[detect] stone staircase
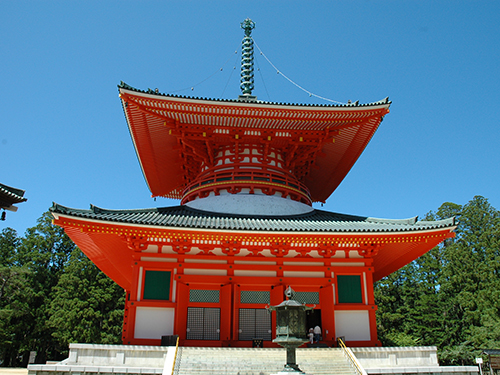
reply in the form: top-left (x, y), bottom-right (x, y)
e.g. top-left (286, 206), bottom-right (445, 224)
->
top-left (173, 347), bottom-right (357, 375)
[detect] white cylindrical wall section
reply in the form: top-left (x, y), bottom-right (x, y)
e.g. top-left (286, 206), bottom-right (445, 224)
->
top-left (185, 193), bottom-right (314, 216)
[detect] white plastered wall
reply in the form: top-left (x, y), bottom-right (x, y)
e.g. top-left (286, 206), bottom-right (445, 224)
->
top-left (134, 306), bottom-right (175, 339)
top-left (334, 310), bottom-right (371, 341)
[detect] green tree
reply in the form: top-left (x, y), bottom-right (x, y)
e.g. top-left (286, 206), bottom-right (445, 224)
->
top-left (439, 197), bottom-right (500, 362)
top-left (410, 202), bottom-right (461, 348)
top-left (0, 228), bottom-right (33, 367)
top-left (0, 228), bottom-right (20, 266)
top-left (14, 212), bottom-right (77, 364)
top-left (375, 262), bottom-right (421, 346)
top-left (48, 248), bottom-right (124, 352)
top-left (1, 211), bottom-right (126, 366)
top-left (376, 197), bottom-right (500, 365)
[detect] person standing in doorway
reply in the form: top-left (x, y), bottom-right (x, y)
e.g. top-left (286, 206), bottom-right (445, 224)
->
top-left (313, 325), bottom-right (321, 343)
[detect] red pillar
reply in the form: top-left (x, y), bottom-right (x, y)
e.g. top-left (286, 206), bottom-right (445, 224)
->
top-left (319, 285), bottom-right (335, 343)
top-left (220, 283), bottom-right (233, 344)
top-left (175, 282), bottom-right (189, 343)
top-left (232, 284), bottom-right (241, 344)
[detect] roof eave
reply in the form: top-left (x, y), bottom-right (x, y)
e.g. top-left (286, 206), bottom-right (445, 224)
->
top-left (51, 203), bottom-right (456, 236)
top-left (118, 82), bottom-right (391, 110)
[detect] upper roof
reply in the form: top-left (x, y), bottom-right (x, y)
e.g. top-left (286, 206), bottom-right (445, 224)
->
top-left (119, 82), bottom-right (391, 109)
top-left (51, 203), bottom-right (455, 234)
top-left (0, 183), bottom-right (27, 212)
top-left (118, 83), bottom-right (391, 202)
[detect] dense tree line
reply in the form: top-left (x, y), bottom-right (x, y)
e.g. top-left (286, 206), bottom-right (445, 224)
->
top-left (0, 212), bottom-right (124, 367)
top-left (1, 196), bottom-right (499, 366)
top-left (375, 196), bottom-right (500, 365)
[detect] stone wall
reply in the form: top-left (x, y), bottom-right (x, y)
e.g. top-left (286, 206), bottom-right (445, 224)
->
top-left (352, 346), bottom-right (440, 368)
top-left (351, 346), bottom-right (479, 375)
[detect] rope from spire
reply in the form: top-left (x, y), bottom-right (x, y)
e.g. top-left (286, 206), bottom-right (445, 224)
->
top-left (252, 39), bottom-right (345, 105)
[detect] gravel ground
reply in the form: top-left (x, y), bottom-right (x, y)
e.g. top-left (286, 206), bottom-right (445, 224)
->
top-left (0, 369), bottom-right (28, 375)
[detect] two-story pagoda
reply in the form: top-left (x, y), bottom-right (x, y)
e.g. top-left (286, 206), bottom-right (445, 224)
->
top-left (51, 19), bottom-right (455, 348)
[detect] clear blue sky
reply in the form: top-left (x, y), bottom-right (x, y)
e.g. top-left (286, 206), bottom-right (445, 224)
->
top-left (2, 1), bottom-right (499, 235)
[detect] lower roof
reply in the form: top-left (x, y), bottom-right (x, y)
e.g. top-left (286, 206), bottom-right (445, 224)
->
top-left (50, 203), bottom-right (456, 288)
top-left (51, 203), bottom-right (455, 233)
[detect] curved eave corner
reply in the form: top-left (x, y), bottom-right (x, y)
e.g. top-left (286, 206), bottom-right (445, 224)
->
top-left (372, 222), bottom-right (456, 281)
top-left (119, 92), bottom-right (156, 197)
top-left (50, 204), bottom-right (133, 290)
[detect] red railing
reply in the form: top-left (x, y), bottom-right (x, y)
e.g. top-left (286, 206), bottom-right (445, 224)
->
top-left (182, 164), bottom-right (311, 205)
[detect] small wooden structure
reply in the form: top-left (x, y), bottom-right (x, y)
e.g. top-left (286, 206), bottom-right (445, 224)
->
top-left (0, 182), bottom-right (27, 220)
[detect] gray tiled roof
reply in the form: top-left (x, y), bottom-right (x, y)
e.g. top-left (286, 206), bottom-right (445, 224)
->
top-left (482, 350), bottom-right (500, 355)
top-left (118, 82), bottom-right (391, 108)
top-left (0, 183), bottom-right (27, 209)
top-left (50, 203), bottom-right (455, 233)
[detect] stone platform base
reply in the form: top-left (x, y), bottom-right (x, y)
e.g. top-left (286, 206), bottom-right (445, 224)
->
top-left (26, 344), bottom-right (480, 375)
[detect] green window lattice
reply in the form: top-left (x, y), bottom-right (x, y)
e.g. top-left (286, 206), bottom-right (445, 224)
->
top-left (240, 290), bottom-right (270, 304)
top-left (294, 291), bottom-right (320, 304)
top-left (337, 275), bottom-right (362, 303)
top-left (143, 270), bottom-right (171, 300)
top-left (189, 289), bottom-right (220, 303)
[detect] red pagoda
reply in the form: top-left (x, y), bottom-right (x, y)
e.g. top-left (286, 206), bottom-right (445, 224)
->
top-left (51, 19), bottom-right (455, 348)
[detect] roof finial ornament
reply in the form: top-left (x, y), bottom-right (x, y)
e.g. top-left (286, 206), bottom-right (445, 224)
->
top-left (284, 285), bottom-right (295, 300)
top-left (239, 18), bottom-right (257, 102)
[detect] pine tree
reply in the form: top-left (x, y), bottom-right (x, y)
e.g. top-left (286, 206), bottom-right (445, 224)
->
top-left (376, 197), bottom-right (500, 365)
top-left (1, 211), bottom-right (125, 365)
top-left (0, 228), bottom-right (33, 367)
top-left (439, 197), bottom-right (500, 362)
top-left (14, 212), bottom-right (76, 364)
top-left (48, 248), bottom-right (124, 352)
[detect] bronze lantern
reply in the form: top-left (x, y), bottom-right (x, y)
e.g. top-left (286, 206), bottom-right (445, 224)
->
top-left (267, 286), bottom-right (314, 373)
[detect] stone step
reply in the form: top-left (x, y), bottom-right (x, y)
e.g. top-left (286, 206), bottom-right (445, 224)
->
top-left (173, 347), bottom-right (358, 375)
top-left (177, 368), bottom-right (354, 374)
